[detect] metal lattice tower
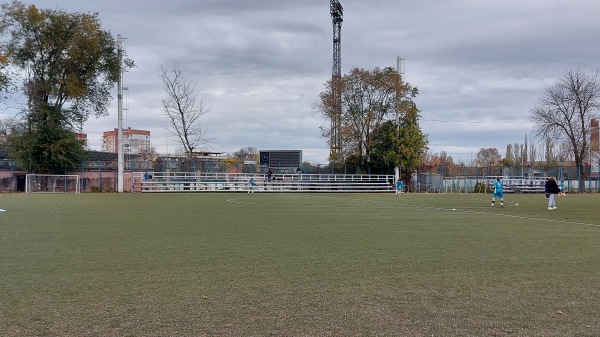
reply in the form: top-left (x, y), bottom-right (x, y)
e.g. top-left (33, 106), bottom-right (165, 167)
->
top-left (330, 0), bottom-right (343, 157)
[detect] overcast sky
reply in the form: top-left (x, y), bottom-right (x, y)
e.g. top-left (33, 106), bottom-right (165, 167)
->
top-left (3, 0), bottom-right (600, 163)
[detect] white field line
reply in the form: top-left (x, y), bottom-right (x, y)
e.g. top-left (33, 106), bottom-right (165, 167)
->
top-left (228, 195), bottom-right (600, 228)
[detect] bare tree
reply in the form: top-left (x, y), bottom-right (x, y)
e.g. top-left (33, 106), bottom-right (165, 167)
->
top-left (512, 143), bottom-right (521, 166)
top-left (231, 146), bottom-right (259, 162)
top-left (138, 146), bottom-right (158, 161)
top-left (528, 138), bottom-right (538, 167)
top-left (530, 70), bottom-right (600, 192)
top-left (0, 117), bottom-right (18, 141)
top-left (505, 144), bottom-right (513, 161)
top-left (543, 137), bottom-right (555, 163)
top-left (555, 140), bottom-right (574, 162)
top-left (523, 134), bottom-right (529, 165)
top-left (476, 147), bottom-right (501, 166)
top-left (160, 66), bottom-right (211, 158)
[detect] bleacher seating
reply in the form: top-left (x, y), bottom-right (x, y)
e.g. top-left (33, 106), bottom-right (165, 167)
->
top-left (139, 173), bottom-right (395, 193)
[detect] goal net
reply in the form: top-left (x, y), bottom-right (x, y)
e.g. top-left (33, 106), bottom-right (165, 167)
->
top-left (26, 174), bottom-right (81, 193)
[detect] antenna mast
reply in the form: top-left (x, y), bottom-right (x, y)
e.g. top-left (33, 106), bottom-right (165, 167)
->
top-left (330, 0), bottom-right (343, 158)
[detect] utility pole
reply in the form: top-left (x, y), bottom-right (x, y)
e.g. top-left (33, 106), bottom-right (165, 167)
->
top-left (117, 35), bottom-right (124, 193)
top-left (330, 0), bottom-right (343, 159)
top-left (395, 56), bottom-right (404, 127)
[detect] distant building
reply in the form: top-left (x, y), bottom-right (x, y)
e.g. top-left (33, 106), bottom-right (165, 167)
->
top-left (76, 133), bottom-right (87, 146)
top-left (102, 127), bottom-right (150, 154)
top-left (157, 150), bottom-right (226, 172)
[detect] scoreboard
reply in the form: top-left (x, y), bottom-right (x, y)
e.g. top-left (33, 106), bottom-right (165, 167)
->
top-left (259, 150), bottom-right (302, 168)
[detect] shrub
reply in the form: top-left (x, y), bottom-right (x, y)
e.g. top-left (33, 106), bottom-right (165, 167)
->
top-left (473, 182), bottom-right (486, 193)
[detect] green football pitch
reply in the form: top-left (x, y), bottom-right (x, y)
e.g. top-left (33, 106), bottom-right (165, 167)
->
top-left (1, 192), bottom-right (599, 336)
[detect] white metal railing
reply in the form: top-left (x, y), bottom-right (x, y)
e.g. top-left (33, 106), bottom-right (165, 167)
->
top-left (138, 172), bottom-right (395, 193)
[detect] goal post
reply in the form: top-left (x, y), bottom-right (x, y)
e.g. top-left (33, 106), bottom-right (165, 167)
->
top-left (25, 174), bottom-right (81, 193)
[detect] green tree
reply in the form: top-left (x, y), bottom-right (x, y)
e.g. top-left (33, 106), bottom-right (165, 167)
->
top-left (0, 54), bottom-right (10, 96)
top-left (370, 102), bottom-right (428, 181)
top-left (503, 144), bottom-right (513, 166)
top-left (317, 66), bottom-right (421, 171)
top-left (6, 109), bottom-right (86, 173)
top-left (500, 157), bottom-right (513, 167)
top-left (0, 1), bottom-right (132, 173)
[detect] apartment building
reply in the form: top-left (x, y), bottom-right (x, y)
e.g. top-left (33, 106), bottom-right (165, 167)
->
top-left (102, 127), bottom-right (150, 154)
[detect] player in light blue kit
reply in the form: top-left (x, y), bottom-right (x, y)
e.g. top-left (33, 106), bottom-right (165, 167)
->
top-left (491, 177), bottom-right (504, 207)
top-left (248, 178), bottom-right (255, 194)
top-left (395, 179), bottom-right (404, 195)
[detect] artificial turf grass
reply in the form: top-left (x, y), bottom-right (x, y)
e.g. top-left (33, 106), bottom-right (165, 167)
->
top-left (1, 192), bottom-right (599, 336)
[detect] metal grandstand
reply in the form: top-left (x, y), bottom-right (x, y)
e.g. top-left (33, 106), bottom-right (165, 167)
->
top-left (139, 172), bottom-right (395, 193)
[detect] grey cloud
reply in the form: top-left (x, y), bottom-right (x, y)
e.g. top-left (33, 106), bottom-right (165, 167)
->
top-left (12, 0), bottom-right (600, 162)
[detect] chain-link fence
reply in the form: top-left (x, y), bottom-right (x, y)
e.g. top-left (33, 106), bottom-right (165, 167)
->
top-left (410, 164), bottom-right (599, 193)
top-left (2, 158), bottom-right (598, 193)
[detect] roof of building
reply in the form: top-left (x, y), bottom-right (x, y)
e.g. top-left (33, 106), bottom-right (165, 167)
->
top-left (0, 144), bottom-right (141, 162)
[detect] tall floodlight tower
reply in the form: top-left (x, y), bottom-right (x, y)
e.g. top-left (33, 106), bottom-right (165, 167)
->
top-left (330, 0), bottom-right (343, 158)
